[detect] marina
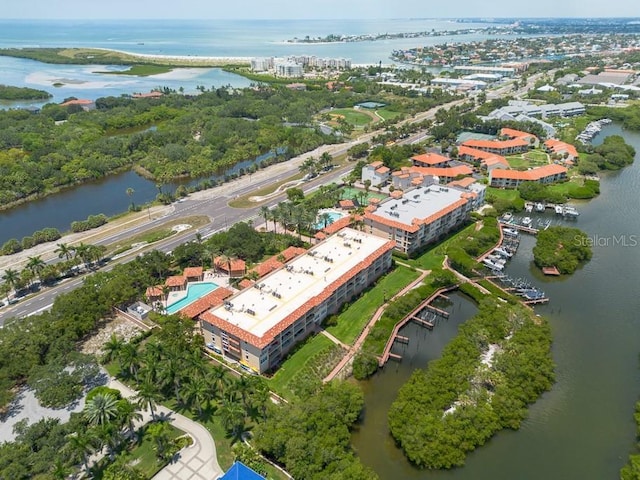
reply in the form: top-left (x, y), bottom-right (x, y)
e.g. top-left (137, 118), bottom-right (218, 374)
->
top-left (576, 118), bottom-right (612, 144)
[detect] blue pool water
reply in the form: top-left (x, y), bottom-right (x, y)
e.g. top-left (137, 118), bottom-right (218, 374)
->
top-left (314, 211), bottom-right (345, 230)
top-left (166, 282), bottom-right (218, 314)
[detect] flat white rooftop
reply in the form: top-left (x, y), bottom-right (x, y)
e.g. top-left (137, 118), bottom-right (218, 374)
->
top-left (208, 228), bottom-right (390, 339)
top-left (375, 185), bottom-right (467, 226)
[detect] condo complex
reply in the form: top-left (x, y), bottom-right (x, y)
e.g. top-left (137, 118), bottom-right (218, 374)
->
top-left (199, 228), bottom-right (395, 373)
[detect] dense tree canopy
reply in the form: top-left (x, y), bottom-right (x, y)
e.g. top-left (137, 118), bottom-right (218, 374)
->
top-left (388, 298), bottom-right (554, 469)
top-left (533, 226), bottom-right (592, 274)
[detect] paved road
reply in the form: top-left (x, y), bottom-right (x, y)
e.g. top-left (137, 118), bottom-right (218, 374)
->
top-left (0, 97), bottom-right (464, 324)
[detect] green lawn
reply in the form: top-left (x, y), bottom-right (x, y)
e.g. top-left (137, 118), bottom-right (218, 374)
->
top-left (506, 157), bottom-right (530, 169)
top-left (326, 266), bottom-right (421, 345)
top-left (507, 151), bottom-right (548, 170)
top-left (328, 108), bottom-right (375, 127)
top-left (340, 186), bottom-right (387, 202)
top-left (92, 422), bottom-right (186, 479)
top-left (524, 150), bottom-right (550, 162)
top-left (405, 222), bottom-right (478, 271)
top-left (376, 108), bottom-right (403, 121)
top-left (267, 334), bottom-right (334, 398)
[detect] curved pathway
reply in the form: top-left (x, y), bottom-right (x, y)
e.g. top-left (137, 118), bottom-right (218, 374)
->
top-left (106, 378), bottom-right (223, 480)
top-left (323, 269), bottom-right (429, 382)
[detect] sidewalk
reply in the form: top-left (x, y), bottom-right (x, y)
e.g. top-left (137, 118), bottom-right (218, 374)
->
top-left (106, 378), bottom-right (224, 480)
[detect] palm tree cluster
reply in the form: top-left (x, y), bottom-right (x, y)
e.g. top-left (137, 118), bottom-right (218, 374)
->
top-left (0, 242), bottom-right (106, 300)
top-left (106, 316), bottom-right (271, 445)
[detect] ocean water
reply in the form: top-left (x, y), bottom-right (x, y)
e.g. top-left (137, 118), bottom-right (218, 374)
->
top-left (0, 19), bottom-right (503, 104)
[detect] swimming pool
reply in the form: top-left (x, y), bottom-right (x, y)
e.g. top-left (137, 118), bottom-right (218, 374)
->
top-left (166, 282), bottom-right (218, 314)
top-left (314, 210), bottom-right (345, 230)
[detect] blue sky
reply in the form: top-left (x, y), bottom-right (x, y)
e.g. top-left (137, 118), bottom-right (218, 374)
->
top-left (1, 0), bottom-right (637, 19)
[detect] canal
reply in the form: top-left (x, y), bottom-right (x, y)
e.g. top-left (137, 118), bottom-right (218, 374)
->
top-left (353, 123), bottom-right (640, 480)
top-left (0, 149), bottom-right (284, 245)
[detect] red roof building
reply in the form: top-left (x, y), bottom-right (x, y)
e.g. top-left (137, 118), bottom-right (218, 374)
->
top-left (199, 228), bottom-right (395, 373)
top-left (489, 164), bottom-right (568, 188)
top-left (461, 138), bottom-right (529, 155)
top-left (411, 152), bottom-right (451, 168)
top-left (214, 257), bottom-right (247, 277)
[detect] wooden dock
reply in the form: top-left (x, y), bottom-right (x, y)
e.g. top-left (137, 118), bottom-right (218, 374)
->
top-left (499, 221), bottom-right (539, 235)
top-left (395, 335), bottom-right (410, 344)
top-left (379, 285), bottom-right (457, 367)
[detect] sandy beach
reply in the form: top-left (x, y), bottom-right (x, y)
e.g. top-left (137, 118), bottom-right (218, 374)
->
top-left (94, 48), bottom-right (252, 66)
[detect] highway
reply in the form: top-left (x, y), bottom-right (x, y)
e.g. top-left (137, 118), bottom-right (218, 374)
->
top-left (0, 96), bottom-right (466, 325)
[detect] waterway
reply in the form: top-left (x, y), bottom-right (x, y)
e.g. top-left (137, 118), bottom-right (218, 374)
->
top-left (0, 148), bottom-right (283, 245)
top-left (353, 123), bottom-right (640, 479)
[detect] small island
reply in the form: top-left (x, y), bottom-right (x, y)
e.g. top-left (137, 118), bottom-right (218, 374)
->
top-left (533, 226), bottom-right (593, 275)
top-left (0, 84), bottom-right (52, 101)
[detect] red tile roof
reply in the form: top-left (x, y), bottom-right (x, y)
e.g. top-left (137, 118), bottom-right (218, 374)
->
top-left (146, 286), bottom-right (163, 297)
top-left (214, 257), bottom-right (246, 272)
top-left (339, 199), bottom-right (356, 209)
top-left (183, 266), bottom-right (203, 278)
top-left (390, 190), bottom-right (404, 199)
top-left (251, 258), bottom-right (283, 278)
top-left (180, 287), bottom-right (233, 319)
top-left (458, 145), bottom-right (497, 160)
top-left (238, 279), bottom-right (255, 289)
top-left (376, 166), bottom-right (390, 174)
top-left (321, 215), bottom-right (362, 235)
top-left (491, 164), bottom-right (568, 181)
top-left (500, 128), bottom-right (538, 142)
top-left (165, 275), bottom-right (186, 287)
top-left (462, 138), bottom-right (529, 150)
top-left (201, 238), bottom-right (396, 349)
top-left (544, 139), bottom-right (578, 158)
top-left (411, 152), bottom-right (451, 166)
top-left (448, 177), bottom-right (477, 188)
top-left (483, 155), bottom-right (510, 167)
top-left (279, 246), bottom-right (307, 261)
top-left (410, 165), bottom-right (473, 178)
top-left (369, 161), bottom-right (384, 168)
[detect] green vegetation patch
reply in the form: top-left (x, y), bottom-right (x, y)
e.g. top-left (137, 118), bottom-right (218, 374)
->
top-left (0, 84), bottom-right (51, 100)
top-left (485, 187), bottom-right (526, 213)
top-left (533, 225), bottom-right (592, 275)
top-left (327, 108), bottom-right (376, 127)
top-left (326, 266), bottom-right (421, 345)
top-left (95, 65), bottom-right (175, 76)
top-left (388, 299), bottom-right (555, 469)
top-left (267, 334), bottom-right (338, 399)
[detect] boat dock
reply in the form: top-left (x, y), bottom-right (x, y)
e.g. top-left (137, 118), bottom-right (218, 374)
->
top-left (379, 286), bottom-right (457, 366)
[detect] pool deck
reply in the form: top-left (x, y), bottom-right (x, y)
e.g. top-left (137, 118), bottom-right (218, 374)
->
top-left (165, 271), bottom-right (227, 314)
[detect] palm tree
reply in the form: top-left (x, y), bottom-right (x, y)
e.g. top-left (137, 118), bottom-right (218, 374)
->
top-left (148, 421), bottom-right (172, 461)
top-left (73, 242), bottom-right (91, 267)
top-left (210, 365), bottom-right (230, 400)
top-left (185, 376), bottom-right (210, 416)
top-left (118, 343), bottom-right (141, 381)
top-left (66, 432), bottom-right (95, 472)
top-left (158, 355), bottom-right (185, 404)
top-left (126, 187), bottom-right (135, 211)
top-left (84, 392), bottom-right (119, 426)
top-left (26, 255), bottom-right (45, 283)
top-left (102, 333), bottom-right (124, 363)
top-left (219, 399), bottom-right (248, 444)
top-left (136, 380), bottom-right (161, 420)
top-left (2, 268), bottom-right (19, 295)
top-left (117, 398), bottom-right (143, 439)
top-left (50, 458), bottom-right (71, 480)
top-left (260, 205), bottom-right (271, 232)
top-left (54, 242), bottom-right (74, 261)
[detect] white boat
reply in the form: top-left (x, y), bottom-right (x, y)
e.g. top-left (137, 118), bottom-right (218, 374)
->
top-left (522, 217), bottom-right (532, 227)
top-left (483, 259), bottom-right (504, 271)
top-left (494, 247), bottom-right (512, 258)
top-left (502, 212), bottom-right (513, 222)
top-left (525, 203), bottom-right (533, 213)
top-left (503, 228), bottom-right (519, 237)
top-left (563, 206), bottom-right (579, 217)
top-left (555, 205), bottom-right (564, 215)
top-left (535, 203), bottom-right (545, 212)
